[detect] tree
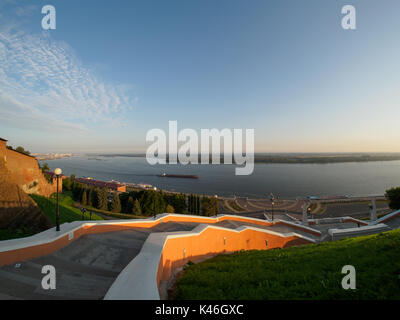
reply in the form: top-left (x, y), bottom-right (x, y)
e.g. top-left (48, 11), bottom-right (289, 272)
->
top-left (81, 189), bottom-right (87, 206)
top-left (41, 162), bottom-right (50, 172)
top-left (110, 193), bottom-right (121, 213)
top-left (126, 196), bottom-right (134, 213)
top-left (132, 199), bottom-right (142, 215)
top-left (196, 196), bottom-right (201, 215)
top-left (191, 194), bottom-right (195, 214)
top-left (15, 146), bottom-right (30, 155)
top-left (92, 188), bottom-right (100, 208)
top-left (63, 177), bottom-right (73, 191)
top-left (139, 190), bottom-right (166, 216)
top-left (63, 174), bottom-right (76, 192)
top-left (96, 188), bottom-right (108, 211)
top-left (188, 194), bottom-right (194, 213)
top-left (385, 187), bottom-right (400, 210)
top-left (163, 193), bottom-right (187, 214)
top-left (173, 194), bottom-right (187, 213)
top-left (72, 183), bottom-right (84, 201)
top-left (87, 189), bottom-right (93, 207)
top-left (166, 204), bottom-right (175, 213)
top-left (201, 196), bottom-right (219, 217)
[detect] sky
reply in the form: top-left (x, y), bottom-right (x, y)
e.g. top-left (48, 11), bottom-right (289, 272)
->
top-left (0, 0), bottom-right (399, 153)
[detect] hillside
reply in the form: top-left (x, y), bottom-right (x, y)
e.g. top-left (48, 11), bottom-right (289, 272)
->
top-left (172, 229), bottom-right (400, 300)
top-left (0, 158), bottom-right (52, 239)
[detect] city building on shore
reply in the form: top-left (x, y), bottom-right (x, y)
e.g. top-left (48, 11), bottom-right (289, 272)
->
top-left (75, 177), bottom-right (126, 192)
top-left (124, 182), bottom-right (156, 190)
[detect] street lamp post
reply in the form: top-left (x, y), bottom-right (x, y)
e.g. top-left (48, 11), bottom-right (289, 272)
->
top-left (269, 193), bottom-right (275, 221)
top-left (153, 194), bottom-right (156, 220)
top-left (54, 168), bottom-right (62, 232)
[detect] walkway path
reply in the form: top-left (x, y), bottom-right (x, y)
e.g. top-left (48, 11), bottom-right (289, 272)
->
top-left (0, 222), bottom-right (198, 300)
top-left (1, 212), bottom-right (398, 300)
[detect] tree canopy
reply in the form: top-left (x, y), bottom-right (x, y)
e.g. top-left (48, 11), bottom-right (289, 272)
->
top-left (385, 187), bottom-right (400, 210)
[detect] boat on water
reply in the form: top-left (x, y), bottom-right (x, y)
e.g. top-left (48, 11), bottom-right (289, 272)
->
top-left (158, 173), bottom-right (199, 179)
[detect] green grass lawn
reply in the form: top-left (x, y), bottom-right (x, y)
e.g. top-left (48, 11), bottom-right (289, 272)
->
top-left (172, 230), bottom-right (400, 300)
top-left (80, 205), bottom-right (147, 220)
top-left (0, 227), bottom-right (35, 241)
top-left (30, 191), bottom-right (103, 225)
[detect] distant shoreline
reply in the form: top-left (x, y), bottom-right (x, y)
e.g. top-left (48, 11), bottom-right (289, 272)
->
top-left (33, 153), bottom-right (74, 161)
top-left (39, 155), bottom-right (398, 199)
top-left (95, 153), bottom-right (400, 164)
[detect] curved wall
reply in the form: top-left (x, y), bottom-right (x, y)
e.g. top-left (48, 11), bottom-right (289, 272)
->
top-left (157, 225), bottom-right (312, 284)
top-left (0, 214), bottom-right (318, 299)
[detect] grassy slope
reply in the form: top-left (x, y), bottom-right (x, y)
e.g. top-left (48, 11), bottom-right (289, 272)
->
top-left (172, 230), bottom-right (400, 300)
top-left (80, 204), bottom-right (147, 220)
top-left (30, 192), bottom-right (103, 224)
top-left (0, 228), bottom-right (35, 241)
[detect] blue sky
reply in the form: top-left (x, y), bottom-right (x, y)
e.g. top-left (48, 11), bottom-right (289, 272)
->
top-left (0, 0), bottom-right (399, 153)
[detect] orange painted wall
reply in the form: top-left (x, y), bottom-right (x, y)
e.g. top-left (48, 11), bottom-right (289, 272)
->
top-left (0, 215), bottom-right (315, 267)
top-left (0, 235), bottom-right (70, 267)
top-left (157, 227), bottom-right (312, 283)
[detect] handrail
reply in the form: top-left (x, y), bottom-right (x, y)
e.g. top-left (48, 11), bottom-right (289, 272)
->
top-left (370, 209), bottom-right (400, 225)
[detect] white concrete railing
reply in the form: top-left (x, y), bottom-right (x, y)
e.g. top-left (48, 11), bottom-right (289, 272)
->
top-left (369, 209), bottom-right (400, 226)
top-left (0, 213), bottom-right (319, 263)
top-left (263, 214), bottom-right (322, 236)
top-left (103, 223), bottom-right (316, 300)
top-left (328, 223), bottom-right (390, 241)
top-left (0, 220), bottom-right (84, 253)
top-left (308, 216), bottom-right (367, 226)
top-left (0, 213), bottom-right (253, 253)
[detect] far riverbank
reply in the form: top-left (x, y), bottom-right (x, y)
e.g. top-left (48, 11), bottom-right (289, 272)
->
top-left (39, 156), bottom-right (400, 199)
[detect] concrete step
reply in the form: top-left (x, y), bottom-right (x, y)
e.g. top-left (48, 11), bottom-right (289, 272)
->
top-left (31, 254), bottom-right (119, 278)
top-left (3, 260), bottom-right (115, 285)
top-left (151, 222), bottom-right (198, 232)
top-left (0, 269), bottom-right (72, 300)
top-left (215, 220), bottom-right (241, 229)
top-left (0, 292), bottom-right (21, 300)
top-left (0, 221), bottom-right (207, 300)
top-left (52, 236), bottom-right (141, 272)
top-left (80, 232), bottom-right (148, 250)
top-left (0, 262), bottom-right (114, 300)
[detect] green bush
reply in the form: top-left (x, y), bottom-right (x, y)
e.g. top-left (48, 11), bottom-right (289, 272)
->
top-left (385, 187), bottom-right (400, 210)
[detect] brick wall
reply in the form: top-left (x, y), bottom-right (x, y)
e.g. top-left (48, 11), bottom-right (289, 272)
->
top-left (0, 140), bottom-right (60, 197)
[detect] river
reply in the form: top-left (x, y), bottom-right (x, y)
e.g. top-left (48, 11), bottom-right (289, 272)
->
top-left (40, 156), bottom-right (400, 199)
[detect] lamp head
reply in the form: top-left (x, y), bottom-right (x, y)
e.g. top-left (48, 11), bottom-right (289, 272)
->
top-left (54, 168), bottom-right (62, 176)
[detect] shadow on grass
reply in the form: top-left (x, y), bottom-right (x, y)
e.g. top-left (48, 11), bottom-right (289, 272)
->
top-left (30, 194), bottom-right (103, 225)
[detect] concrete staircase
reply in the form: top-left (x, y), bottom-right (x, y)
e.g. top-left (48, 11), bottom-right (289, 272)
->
top-left (0, 222), bottom-right (198, 300)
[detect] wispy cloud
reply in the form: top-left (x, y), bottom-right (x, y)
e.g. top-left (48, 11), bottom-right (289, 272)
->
top-left (0, 11), bottom-right (137, 135)
top-left (15, 4), bottom-right (37, 17)
top-left (0, 90), bottom-right (89, 133)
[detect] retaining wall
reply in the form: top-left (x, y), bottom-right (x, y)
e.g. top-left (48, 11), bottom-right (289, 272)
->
top-left (104, 222), bottom-right (315, 300)
top-left (0, 214), bottom-right (317, 299)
